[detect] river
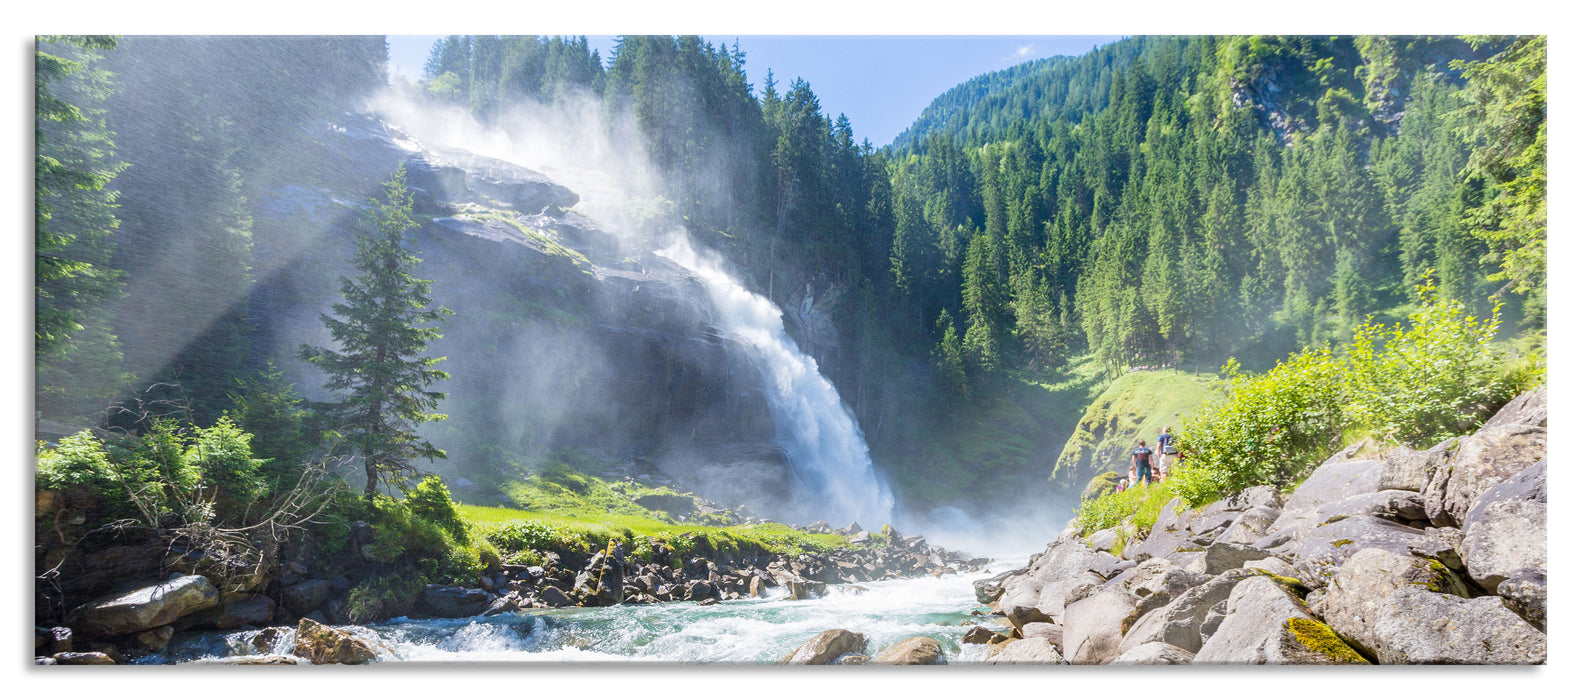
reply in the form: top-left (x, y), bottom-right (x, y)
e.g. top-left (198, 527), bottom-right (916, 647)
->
top-left (137, 566), bottom-right (1010, 665)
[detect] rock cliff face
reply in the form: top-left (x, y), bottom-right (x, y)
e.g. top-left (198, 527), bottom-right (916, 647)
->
top-left (976, 388), bottom-right (1548, 665)
top-left (246, 113), bottom-right (787, 513)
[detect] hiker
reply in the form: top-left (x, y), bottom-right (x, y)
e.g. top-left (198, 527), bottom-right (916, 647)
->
top-left (1130, 439), bottom-right (1155, 486)
top-left (1156, 426), bottom-right (1177, 481)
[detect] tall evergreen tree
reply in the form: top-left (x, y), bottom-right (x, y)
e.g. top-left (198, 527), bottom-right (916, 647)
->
top-left (299, 166), bottom-right (452, 496)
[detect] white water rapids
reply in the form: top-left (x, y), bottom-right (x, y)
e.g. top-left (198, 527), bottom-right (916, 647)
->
top-left (657, 239), bottom-right (895, 530)
top-left (141, 567), bottom-right (1011, 664)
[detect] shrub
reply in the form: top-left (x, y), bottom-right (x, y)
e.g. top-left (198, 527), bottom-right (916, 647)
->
top-left (406, 475), bottom-right (467, 541)
top-left (1074, 481), bottom-right (1179, 535)
top-left (1345, 281), bottom-right (1513, 446)
top-left (346, 573), bottom-right (426, 623)
top-left (185, 417), bottom-right (268, 521)
top-left (1173, 349), bottom-right (1347, 504)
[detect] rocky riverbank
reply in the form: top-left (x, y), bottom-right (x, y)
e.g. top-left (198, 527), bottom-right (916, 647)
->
top-left (34, 519), bottom-right (981, 665)
top-left (958, 387), bottom-right (1547, 665)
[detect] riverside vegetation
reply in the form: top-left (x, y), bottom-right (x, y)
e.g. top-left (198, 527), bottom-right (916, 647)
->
top-left (34, 34), bottom-right (1545, 664)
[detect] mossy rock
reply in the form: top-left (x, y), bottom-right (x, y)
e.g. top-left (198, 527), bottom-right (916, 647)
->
top-left (1283, 617), bottom-right (1370, 665)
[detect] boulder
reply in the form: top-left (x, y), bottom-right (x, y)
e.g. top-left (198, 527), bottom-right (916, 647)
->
top-left (52, 651), bottom-right (116, 665)
top-left (193, 654), bottom-right (303, 665)
top-left (972, 568), bottom-right (1024, 604)
top-left (539, 587), bottom-right (572, 608)
top-left (1118, 569), bottom-right (1257, 655)
top-left (1195, 576), bottom-right (1368, 664)
top-left (987, 638), bottom-right (1066, 664)
top-left (870, 636), bottom-right (945, 665)
top-left (1244, 557), bottom-right (1299, 581)
top-left (65, 575), bottom-right (219, 638)
top-left (1461, 460), bottom-right (1546, 593)
top-left (131, 625), bottom-right (175, 654)
top-left (421, 586), bottom-right (494, 618)
top-left (292, 618), bottom-right (389, 664)
top-left (1019, 621), bottom-right (1064, 651)
top-left (778, 629), bottom-right (866, 665)
top-left (188, 594), bottom-right (276, 630)
top-left (1324, 548), bottom-right (1542, 664)
top-left (1203, 541), bottom-right (1279, 576)
top-left (1060, 587), bottom-right (1141, 665)
top-left (1378, 441), bottom-right (1454, 492)
top-left (1108, 557), bottom-right (1205, 600)
top-left (1284, 453), bottom-right (1385, 513)
top-left (1211, 506), bottom-right (1282, 546)
top-left (1003, 604), bottom-right (1055, 633)
top-left (962, 626), bottom-right (1010, 645)
top-left (1267, 515), bottom-right (1447, 590)
top-left (1112, 641), bottom-right (1195, 665)
top-left (1267, 490), bottom-right (1427, 541)
top-left (1498, 569), bottom-right (1547, 632)
top-left (1087, 528), bottom-right (1120, 553)
top-left (1423, 408), bottom-right (1546, 527)
top-left (281, 579), bottom-right (331, 616)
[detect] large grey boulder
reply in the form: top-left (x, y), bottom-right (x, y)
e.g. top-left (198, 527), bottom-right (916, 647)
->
top-left (778, 629), bottom-right (867, 665)
top-left (1107, 558), bottom-right (1204, 600)
top-left (1461, 461), bottom-right (1546, 593)
top-left (987, 638), bottom-right (1067, 664)
top-left (1267, 490), bottom-right (1427, 542)
top-left (1112, 642), bottom-right (1195, 665)
top-left (1284, 452), bottom-right (1386, 513)
top-left (1377, 441), bottom-right (1454, 492)
top-left (1195, 576), bottom-right (1368, 665)
top-left (1061, 587), bottom-right (1141, 665)
top-left (1422, 391), bottom-right (1546, 527)
top-left (65, 575), bottom-right (220, 638)
top-left (972, 567), bottom-right (1025, 605)
top-left (1203, 541), bottom-right (1279, 575)
top-left (1324, 548), bottom-right (1543, 664)
top-left (1019, 621), bottom-right (1064, 652)
top-left (1118, 569), bottom-right (1258, 655)
top-left (1212, 506), bottom-right (1282, 546)
top-left (1266, 515), bottom-right (1446, 590)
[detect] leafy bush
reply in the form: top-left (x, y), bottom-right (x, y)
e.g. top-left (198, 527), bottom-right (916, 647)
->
top-left (1173, 349), bottom-right (1347, 505)
top-left (185, 417), bottom-right (268, 520)
top-left (346, 573), bottom-right (426, 623)
top-left (1345, 281), bottom-right (1512, 446)
top-left (406, 475), bottom-right (467, 541)
top-left (1074, 481), bottom-right (1179, 535)
top-left (36, 431), bottom-right (154, 520)
top-left (361, 495), bottom-right (478, 580)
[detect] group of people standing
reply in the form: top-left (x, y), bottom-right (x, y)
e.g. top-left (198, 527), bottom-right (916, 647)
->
top-left (1119, 426), bottom-right (1176, 492)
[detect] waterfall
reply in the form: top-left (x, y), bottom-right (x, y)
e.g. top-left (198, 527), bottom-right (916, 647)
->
top-left (658, 239), bottom-right (895, 529)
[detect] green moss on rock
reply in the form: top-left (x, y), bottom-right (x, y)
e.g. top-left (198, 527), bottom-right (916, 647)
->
top-left (1284, 617), bottom-right (1370, 665)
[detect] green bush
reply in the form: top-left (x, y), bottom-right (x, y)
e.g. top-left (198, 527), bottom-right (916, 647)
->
top-left (185, 417), bottom-right (268, 520)
top-left (361, 495), bottom-right (478, 580)
top-left (1074, 481), bottom-right (1179, 535)
top-left (1173, 349), bottom-right (1347, 505)
top-left (346, 573), bottom-right (426, 623)
top-left (406, 475), bottom-right (467, 541)
top-left (1345, 281), bottom-right (1513, 446)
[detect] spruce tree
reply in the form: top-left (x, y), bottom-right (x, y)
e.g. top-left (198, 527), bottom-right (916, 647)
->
top-left (300, 166), bottom-right (452, 496)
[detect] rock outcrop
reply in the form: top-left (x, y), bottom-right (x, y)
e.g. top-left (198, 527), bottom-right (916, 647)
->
top-left (977, 389), bottom-right (1547, 665)
top-left (64, 575), bottom-right (219, 639)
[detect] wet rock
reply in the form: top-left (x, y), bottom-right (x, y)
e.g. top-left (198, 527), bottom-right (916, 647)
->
top-left (1325, 548), bottom-right (1540, 664)
top-left (538, 586), bottom-right (572, 608)
top-left (987, 638), bottom-right (1066, 664)
top-left (47, 626), bottom-right (72, 655)
top-left (131, 625), bottom-right (175, 654)
top-left (188, 594), bottom-right (276, 630)
top-left (292, 618), bottom-right (389, 665)
top-left (53, 651), bottom-right (115, 665)
top-left (281, 579), bottom-right (331, 616)
top-left (249, 627), bottom-right (289, 654)
top-left (778, 629), bottom-right (866, 665)
top-left (65, 574), bottom-right (219, 638)
top-left (1112, 641), bottom-right (1195, 665)
top-left (1195, 576), bottom-right (1368, 664)
top-left (421, 585), bottom-right (494, 618)
top-left (870, 636), bottom-right (945, 665)
top-left (194, 654), bottom-right (303, 665)
top-left (837, 654), bottom-right (869, 665)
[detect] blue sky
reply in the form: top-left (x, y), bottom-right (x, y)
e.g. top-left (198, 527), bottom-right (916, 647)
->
top-left (387, 35), bottom-right (1124, 147)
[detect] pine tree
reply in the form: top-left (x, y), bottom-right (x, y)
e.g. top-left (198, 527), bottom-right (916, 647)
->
top-left (299, 166), bottom-right (452, 496)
